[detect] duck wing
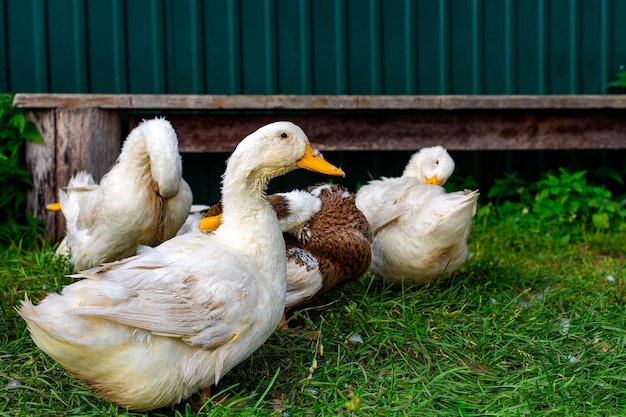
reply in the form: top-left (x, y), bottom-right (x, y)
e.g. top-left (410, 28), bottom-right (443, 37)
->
top-left (393, 188), bottom-right (477, 239)
top-left (357, 177), bottom-right (436, 232)
top-left (65, 235), bottom-right (258, 350)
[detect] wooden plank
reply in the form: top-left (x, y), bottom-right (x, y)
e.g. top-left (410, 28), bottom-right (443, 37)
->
top-left (55, 108), bottom-right (121, 184)
top-left (27, 108), bottom-right (121, 242)
top-left (14, 93), bottom-right (626, 110)
top-left (132, 109), bottom-right (626, 152)
top-left (25, 110), bottom-right (59, 240)
top-left (22, 99), bottom-right (626, 242)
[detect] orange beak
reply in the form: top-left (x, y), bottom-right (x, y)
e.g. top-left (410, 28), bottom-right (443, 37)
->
top-left (46, 202), bottom-right (62, 211)
top-left (424, 175), bottom-right (442, 185)
top-left (296, 143), bottom-right (345, 177)
top-left (198, 214), bottom-right (222, 233)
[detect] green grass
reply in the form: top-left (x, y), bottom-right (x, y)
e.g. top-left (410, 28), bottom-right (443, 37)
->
top-left (1, 217), bottom-right (625, 416)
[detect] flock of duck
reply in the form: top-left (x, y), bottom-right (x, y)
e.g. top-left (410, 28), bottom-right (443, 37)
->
top-left (18, 118), bottom-right (479, 411)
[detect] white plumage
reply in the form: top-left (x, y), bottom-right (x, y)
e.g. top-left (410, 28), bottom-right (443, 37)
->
top-left (355, 146), bottom-right (478, 286)
top-left (19, 121), bottom-right (344, 411)
top-left (53, 118), bottom-right (193, 271)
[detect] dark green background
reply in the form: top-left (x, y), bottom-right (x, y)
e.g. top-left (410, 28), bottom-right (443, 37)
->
top-left (2, 0), bottom-right (625, 204)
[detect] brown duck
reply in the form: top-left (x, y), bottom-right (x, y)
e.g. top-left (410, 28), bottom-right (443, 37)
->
top-left (200, 183), bottom-right (372, 311)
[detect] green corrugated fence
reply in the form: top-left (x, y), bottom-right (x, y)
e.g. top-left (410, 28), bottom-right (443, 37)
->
top-left (2, 0), bottom-right (625, 203)
top-left (2, 0), bottom-right (625, 94)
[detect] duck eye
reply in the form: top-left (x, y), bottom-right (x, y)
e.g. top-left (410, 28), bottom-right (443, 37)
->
top-left (280, 132), bottom-right (288, 139)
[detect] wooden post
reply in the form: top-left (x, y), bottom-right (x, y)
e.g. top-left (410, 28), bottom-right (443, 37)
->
top-left (55, 108), bottom-right (121, 189)
top-left (26, 108), bottom-right (121, 242)
top-left (26, 110), bottom-right (57, 240)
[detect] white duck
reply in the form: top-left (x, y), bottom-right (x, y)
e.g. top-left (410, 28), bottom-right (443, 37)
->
top-left (49, 118), bottom-right (193, 271)
top-left (355, 146), bottom-right (479, 286)
top-left (199, 183), bottom-right (372, 312)
top-left (18, 121), bottom-right (345, 412)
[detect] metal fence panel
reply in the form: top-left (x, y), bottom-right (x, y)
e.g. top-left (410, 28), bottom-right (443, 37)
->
top-left (3, 0), bottom-right (624, 94)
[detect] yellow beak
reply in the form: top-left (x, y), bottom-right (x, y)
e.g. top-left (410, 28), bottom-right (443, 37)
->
top-left (198, 214), bottom-right (222, 233)
top-left (296, 143), bottom-right (345, 177)
top-left (199, 144), bottom-right (342, 234)
top-left (424, 175), bottom-right (442, 185)
top-left (47, 202), bottom-right (62, 211)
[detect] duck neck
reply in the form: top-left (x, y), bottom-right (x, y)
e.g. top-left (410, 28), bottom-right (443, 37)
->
top-left (401, 164), bottom-right (422, 179)
top-left (218, 153), bottom-right (287, 279)
top-left (120, 123), bottom-right (183, 199)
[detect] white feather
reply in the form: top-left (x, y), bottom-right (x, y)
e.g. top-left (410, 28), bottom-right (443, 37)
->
top-left (19, 121), bottom-right (342, 412)
top-left (56, 118), bottom-right (193, 271)
top-left (356, 146), bottom-right (478, 286)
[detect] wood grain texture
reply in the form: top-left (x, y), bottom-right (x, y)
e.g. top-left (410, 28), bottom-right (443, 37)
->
top-left (20, 94), bottom-right (626, 240)
top-left (55, 108), bottom-right (121, 184)
top-left (133, 109), bottom-right (626, 152)
top-left (25, 110), bottom-right (59, 239)
top-left (13, 94), bottom-right (626, 110)
top-left (26, 109), bottom-right (122, 241)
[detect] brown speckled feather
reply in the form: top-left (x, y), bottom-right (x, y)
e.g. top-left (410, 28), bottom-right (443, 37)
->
top-left (203, 184), bottom-right (372, 309)
top-left (267, 194), bottom-right (291, 220)
top-left (283, 184), bottom-right (371, 300)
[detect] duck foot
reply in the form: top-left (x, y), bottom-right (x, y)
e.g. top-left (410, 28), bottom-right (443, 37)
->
top-left (200, 386), bottom-right (211, 400)
top-left (278, 311), bottom-right (288, 331)
top-left (188, 386), bottom-right (231, 409)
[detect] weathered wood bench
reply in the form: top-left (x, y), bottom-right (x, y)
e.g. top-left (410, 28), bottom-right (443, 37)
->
top-left (13, 93), bottom-right (626, 240)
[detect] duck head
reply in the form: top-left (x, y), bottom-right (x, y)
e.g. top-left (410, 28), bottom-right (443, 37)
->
top-left (402, 145), bottom-right (455, 186)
